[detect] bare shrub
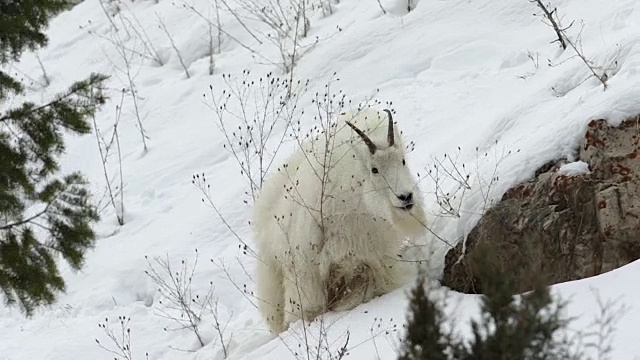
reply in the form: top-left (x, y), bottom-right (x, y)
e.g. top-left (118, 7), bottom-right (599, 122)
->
top-left (201, 285), bottom-right (233, 358)
top-left (93, 89), bottom-right (126, 225)
top-left (93, 0), bottom-right (165, 65)
top-left (35, 54), bottom-right (51, 87)
top-left (313, 0), bottom-right (337, 17)
top-left (157, 14), bottom-right (191, 78)
top-left (232, 0), bottom-right (311, 72)
top-left (204, 70), bottom-right (310, 202)
top-left (577, 290), bottom-right (628, 360)
top-left (144, 249), bottom-right (233, 356)
top-left (517, 50), bottom-right (540, 80)
top-left (95, 316), bottom-right (149, 360)
top-left (181, 0), bottom-right (276, 70)
top-left (222, 0), bottom-right (336, 73)
top-left (530, 0), bottom-right (616, 91)
top-left (556, 21), bottom-right (615, 91)
top-left (176, 1), bottom-right (223, 75)
top-left (207, 0), bottom-right (223, 75)
top-left (530, 0), bottom-right (567, 49)
top-left (83, 1), bottom-right (152, 151)
top-left (403, 143), bottom-right (516, 260)
top-left (144, 250), bottom-right (207, 348)
top-left (182, 0), bottom-right (339, 73)
top-left (425, 148), bottom-right (471, 220)
top-left (6, 52), bottom-right (51, 90)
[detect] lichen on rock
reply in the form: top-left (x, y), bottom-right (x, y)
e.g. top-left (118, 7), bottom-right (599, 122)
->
top-left (442, 116), bottom-right (640, 294)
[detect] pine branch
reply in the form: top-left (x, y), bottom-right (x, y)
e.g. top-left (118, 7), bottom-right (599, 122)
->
top-left (0, 204), bottom-right (53, 230)
top-left (0, 73), bottom-right (108, 123)
top-left (0, 0), bottom-right (106, 317)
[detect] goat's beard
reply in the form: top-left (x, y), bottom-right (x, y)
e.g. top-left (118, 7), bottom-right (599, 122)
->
top-left (390, 202), bottom-right (427, 237)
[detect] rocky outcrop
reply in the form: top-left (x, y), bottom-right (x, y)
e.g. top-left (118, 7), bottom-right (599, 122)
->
top-left (442, 116), bottom-right (640, 294)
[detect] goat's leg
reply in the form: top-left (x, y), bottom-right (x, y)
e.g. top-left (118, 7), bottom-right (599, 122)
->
top-left (282, 265), bottom-right (325, 329)
top-left (328, 262), bottom-right (376, 311)
top-left (255, 255), bottom-right (286, 334)
top-left (376, 256), bottom-right (415, 295)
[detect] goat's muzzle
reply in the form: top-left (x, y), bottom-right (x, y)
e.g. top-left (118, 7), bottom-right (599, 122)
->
top-left (396, 192), bottom-right (414, 211)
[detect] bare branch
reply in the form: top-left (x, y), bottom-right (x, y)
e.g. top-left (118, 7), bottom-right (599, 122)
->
top-left (157, 14), bottom-right (191, 79)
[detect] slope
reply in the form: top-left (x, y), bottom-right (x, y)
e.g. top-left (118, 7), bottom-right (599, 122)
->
top-left (1, 0), bottom-right (639, 359)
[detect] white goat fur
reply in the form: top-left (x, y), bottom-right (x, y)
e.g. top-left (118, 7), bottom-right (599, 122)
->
top-left (252, 108), bottom-right (427, 334)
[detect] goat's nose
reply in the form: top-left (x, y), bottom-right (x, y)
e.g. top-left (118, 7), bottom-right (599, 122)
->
top-left (397, 192), bottom-right (413, 203)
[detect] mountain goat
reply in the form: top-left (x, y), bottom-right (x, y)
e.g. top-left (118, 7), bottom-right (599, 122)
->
top-left (252, 108), bottom-right (427, 334)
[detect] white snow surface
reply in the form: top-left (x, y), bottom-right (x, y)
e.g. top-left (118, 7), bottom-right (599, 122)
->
top-left (558, 161), bottom-right (591, 176)
top-left (2, 0), bottom-right (640, 359)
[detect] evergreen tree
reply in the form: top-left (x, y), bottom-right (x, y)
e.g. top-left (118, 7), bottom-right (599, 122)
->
top-left (398, 244), bottom-right (580, 360)
top-left (398, 273), bottom-right (449, 360)
top-left (0, 0), bottom-right (107, 315)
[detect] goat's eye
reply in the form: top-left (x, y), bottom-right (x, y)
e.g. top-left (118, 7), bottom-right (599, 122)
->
top-left (371, 167), bottom-right (379, 174)
top-left (402, 159), bottom-right (406, 166)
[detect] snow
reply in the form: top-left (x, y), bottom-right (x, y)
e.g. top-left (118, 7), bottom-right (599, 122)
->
top-left (1, 0), bottom-right (640, 359)
top-left (558, 161), bottom-right (591, 176)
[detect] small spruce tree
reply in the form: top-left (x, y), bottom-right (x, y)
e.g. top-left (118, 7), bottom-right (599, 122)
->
top-left (398, 272), bottom-right (449, 360)
top-left (0, 0), bottom-right (107, 315)
top-left (399, 243), bottom-right (580, 360)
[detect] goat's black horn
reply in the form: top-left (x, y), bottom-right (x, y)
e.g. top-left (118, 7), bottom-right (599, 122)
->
top-left (384, 109), bottom-right (394, 147)
top-left (346, 121), bottom-right (377, 154)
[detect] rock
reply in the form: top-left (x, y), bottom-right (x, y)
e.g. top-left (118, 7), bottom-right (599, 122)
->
top-left (442, 116), bottom-right (640, 294)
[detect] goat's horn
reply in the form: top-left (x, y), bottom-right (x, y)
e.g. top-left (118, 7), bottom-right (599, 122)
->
top-left (346, 121), bottom-right (377, 154)
top-left (384, 109), bottom-right (394, 147)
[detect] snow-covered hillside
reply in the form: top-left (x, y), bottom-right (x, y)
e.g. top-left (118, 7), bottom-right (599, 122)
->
top-left (2, 0), bottom-right (640, 358)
